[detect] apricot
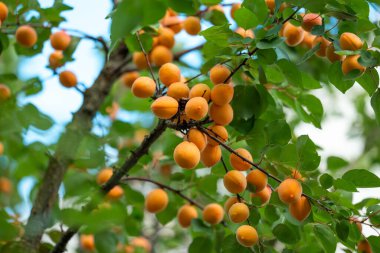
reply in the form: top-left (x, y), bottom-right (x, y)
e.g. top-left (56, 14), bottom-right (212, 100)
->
top-left (159, 63), bottom-right (181, 87)
top-left (223, 170), bottom-right (247, 194)
top-left (49, 51), bottom-right (64, 69)
top-left (177, 204), bottom-right (198, 228)
top-left (183, 16), bottom-right (201, 35)
top-left (265, 0), bottom-right (286, 14)
top-left (15, 25), bottom-right (38, 48)
top-left (161, 16), bottom-right (183, 34)
top-left (229, 202), bottom-right (249, 223)
top-left (229, 148), bottom-right (252, 171)
top-left (0, 84), bottom-right (11, 100)
top-left (224, 196), bottom-right (239, 212)
top-left (200, 144), bottom-right (221, 167)
top-left (131, 76), bottom-right (156, 98)
top-left (246, 169), bottom-right (267, 192)
top-left (236, 225), bottom-right (259, 247)
top-left (340, 32), bottom-right (363, 51)
top-left (277, 178), bottom-right (302, 204)
top-left (279, 21), bottom-right (290, 37)
top-left (301, 13), bottom-right (322, 32)
top-left (230, 3), bottom-right (241, 19)
top-left (173, 141), bottom-right (200, 169)
top-left (157, 27), bottom-right (175, 49)
top-left (167, 82), bottom-right (189, 100)
top-left (349, 217), bottom-right (362, 232)
top-left (312, 36), bottom-right (330, 57)
top-left (0, 177), bottom-right (12, 194)
top-left (289, 196), bottom-right (311, 222)
top-left (107, 185), bottom-right (124, 200)
top-left (209, 5), bottom-right (224, 13)
top-left (0, 2), bottom-right (8, 22)
top-left (291, 169), bottom-right (304, 181)
top-left (151, 96), bottom-right (178, 119)
top-left (145, 188), bottom-right (169, 213)
top-left (187, 128), bottom-right (207, 152)
top-left (358, 240), bottom-right (372, 253)
top-left (235, 27), bottom-right (254, 39)
top-left (189, 83), bottom-right (211, 101)
top-left (342, 55), bottom-right (365, 75)
top-left (96, 167), bottom-right (113, 185)
top-left (202, 203), bottom-right (224, 225)
top-left (80, 234), bottom-right (95, 251)
top-left (207, 124), bottom-right (228, 146)
top-left (210, 65), bottom-right (231, 85)
top-left (283, 23), bottom-right (304, 47)
top-left (50, 31), bottom-right (71, 51)
top-left (59, 70), bottom-right (77, 88)
top-left (301, 32), bottom-right (316, 49)
top-left (250, 186), bottom-right (271, 206)
top-left (209, 103), bottom-right (233, 126)
top-left (185, 97), bottom-right (208, 120)
top-left (211, 83), bottom-right (234, 106)
top-left (326, 43), bottom-right (345, 62)
top-left (0, 142), bottom-right (3, 155)
top-left (120, 71), bottom-right (140, 88)
top-left (133, 52), bottom-right (148, 69)
top-left (150, 45), bottom-right (173, 66)
top-left (129, 237), bottom-right (152, 252)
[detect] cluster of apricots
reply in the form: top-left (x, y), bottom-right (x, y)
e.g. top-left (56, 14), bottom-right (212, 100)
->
top-left (97, 167), bottom-right (124, 200)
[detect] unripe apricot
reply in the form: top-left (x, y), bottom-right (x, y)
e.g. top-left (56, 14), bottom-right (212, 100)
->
top-left (145, 188), bottom-right (169, 213)
top-left (326, 43), bottom-right (345, 62)
top-left (120, 71), bottom-right (140, 88)
top-left (202, 203), bottom-right (224, 225)
top-left (340, 32), bottom-right (363, 51)
top-left (185, 97), bottom-right (208, 120)
top-left (96, 168), bottom-right (113, 185)
top-left (157, 27), bottom-right (175, 49)
top-left (177, 204), bottom-right (198, 228)
top-left (210, 65), bottom-right (231, 85)
top-left (235, 27), bottom-right (254, 39)
top-left (0, 84), bottom-right (11, 100)
top-left (0, 177), bottom-right (12, 194)
top-left (277, 178), bottom-right (302, 204)
top-left (49, 51), bottom-right (64, 69)
top-left (167, 82), bottom-right (189, 100)
top-left (209, 103), bottom-right (233, 126)
top-left (250, 186), bottom-right (271, 206)
top-left (301, 32), bottom-right (316, 49)
top-left (283, 23), bottom-right (304, 47)
top-left (358, 240), bottom-right (372, 253)
top-left (107, 185), bottom-right (124, 200)
top-left (151, 96), bottom-right (178, 119)
top-left (312, 36), bottom-right (330, 57)
top-left (15, 25), bottom-right (38, 48)
top-left (50, 31), bottom-right (71, 51)
top-left (159, 63), bottom-right (181, 87)
top-left (133, 52), bottom-right (148, 69)
top-left (229, 202), bottom-right (249, 223)
top-left (0, 2), bottom-right (8, 22)
top-left (189, 83), bottom-right (211, 101)
top-left (246, 169), bottom-right (267, 192)
top-left (236, 225), bottom-right (258, 247)
top-left (224, 196), bottom-right (239, 212)
top-left (131, 76), bottom-right (156, 98)
top-left (129, 237), bottom-right (152, 252)
top-left (302, 13), bottom-right (322, 32)
top-left (207, 124), bottom-right (228, 146)
top-left (151, 45), bottom-right (173, 66)
top-left (342, 55), bottom-right (365, 75)
top-left (230, 3), bottom-right (241, 19)
top-left (173, 141), bottom-right (200, 169)
top-left (184, 16), bottom-right (201, 35)
top-left (229, 148), bottom-right (252, 171)
top-left (223, 170), bottom-right (247, 194)
top-left (211, 83), bottom-right (234, 106)
top-left (289, 196), bottom-right (311, 222)
top-left (201, 144), bottom-right (221, 167)
top-left (59, 70), bottom-right (77, 88)
top-left (187, 128), bottom-right (207, 152)
top-left (161, 16), bottom-right (183, 34)
top-left (80, 234), bottom-right (95, 251)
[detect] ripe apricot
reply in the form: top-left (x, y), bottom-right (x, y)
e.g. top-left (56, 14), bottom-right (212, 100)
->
top-left (340, 32), bottom-right (363, 51)
top-left (133, 52), bottom-right (148, 69)
top-left (80, 234), bottom-right (95, 251)
top-left (187, 128), bottom-right (207, 152)
top-left (250, 186), bottom-right (271, 206)
top-left (236, 225), bottom-right (259, 247)
top-left (265, 0), bottom-right (286, 14)
top-left (302, 13), bottom-right (322, 32)
top-left (202, 203), bottom-right (224, 225)
top-left (151, 45), bottom-right (173, 66)
top-left (229, 148), bottom-right (252, 171)
top-left (230, 3), bottom-right (241, 19)
top-left (185, 97), bottom-right (208, 120)
top-left (159, 63), bottom-right (181, 87)
top-left (209, 5), bottom-right (224, 13)
top-left (326, 43), bottom-right (345, 62)
top-left (210, 65), bottom-right (231, 85)
top-left (277, 178), bottom-right (302, 204)
top-left (0, 84), bottom-right (11, 100)
top-left (177, 204), bottom-right (198, 228)
top-left (59, 70), bottom-right (77, 88)
top-left (157, 27), bottom-right (175, 49)
top-left (291, 169), bottom-right (304, 181)
top-left (342, 55), bottom-right (365, 75)
top-left (50, 31), bottom-right (71, 51)
top-left (201, 144), bottom-right (221, 167)
top-left (229, 202), bottom-right (249, 223)
top-left (120, 71), bottom-right (140, 88)
top-left (49, 51), bottom-right (64, 69)
top-left (283, 23), bottom-right (304, 47)
top-left (358, 240), bottom-right (372, 253)
top-left (145, 188), bottom-right (169, 213)
top-left (161, 16), bottom-right (183, 34)
top-left (107, 185), bottom-right (124, 200)
top-left (129, 237), bottom-right (152, 252)
top-left (0, 177), bottom-right (12, 194)
top-left (0, 2), bottom-right (8, 22)
top-left (15, 25), bottom-right (38, 48)
top-left (206, 124), bottom-right (228, 146)
top-left (167, 82), bottom-right (189, 100)
top-left (189, 83), bottom-right (211, 101)
top-left (312, 36), bottom-right (330, 57)
top-left (235, 27), bottom-right (254, 39)
top-left (224, 196), bottom-right (239, 212)
top-left (184, 16), bottom-right (201, 35)
top-left (223, 170), bottom-right (247, 194)
top-left (209, 103), bottom-right (233, 126)
top-left (211, 83), bottom-right (234, 106)
top-left (151, 96), bottom-right (178, 119)
top-left (131, 76), bottom-right (156, 98)
top-left (289, 196), bottom-right (311, 222)
top-left (173, 141), bottom-right (200, 169)
top-left (96, 168), bottom-right (113, 185)
top-left (246, 169), bottom-right (267, 192)
top-left (0, 142), bottom-right (3, 155)
top-left (301, 32), bottom-right (316, 49)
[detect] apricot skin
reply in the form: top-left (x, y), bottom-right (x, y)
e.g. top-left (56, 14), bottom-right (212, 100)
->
top-left (159, 63), bottom-right (181, 87)
top-left (0, 84), bottom-right (11, 100)
top-left (312, 36), bottom-right (330, 57)
top-left (0, 177), bottom-right (12, 194)
top-left (96, 168), bottom-right (113, 185)
top-left (160, 16), bottom-right (182, 34)
top-left (209, 103), bottom-right (234, 126)
top-left (107, 185), bottom-right (124, 200)
top-left (201, 144), bottom-right (222, 167)
top-left (173, 141), bottom-right (200, 169)
top-left (133, 52), bottom-right (148, 70)
top-left (236, 225), bottom-right (259, 247)
top-left (157, 27), bottom-right (175, 49)
top-left (302, 13), bottom-right (322, 32)
top-left (131, 77), bottom-right (156, 98)
top-left (189, 83), bottom-right (211, 101)
top-left (236, 27), bottom-right (254, 39)
top-left (167, 82), bottom-right (189, 100)
top-left (80, 234), bottom-right (95, 251)
top-left (49, 51), bottom-right (64, 69)
top-left (207, 125), bottom-right (228, 146)
top-left (283, 23), bottom-right (304, 47)
top-left (223, 170), bottom-right (247, 194)
top-left (229, 202), bottom-right (249, 223)
top-left (224, 196), bottom-right (239, 212)
top-left (202, 203), bottom-right (224, 225)
top-left (150, 96), bottom-right (178, 119)
top-left (151, 45), bottom-right (173, 66)
top-left (121, 72), bottom-right (140, 88)
top-left (0, 2), bottom-right (8, 22)
top-left (250, 186), bottom-right (271, 206)
top-left (210, 65), bottom-right (231, 85)
top-left (358, 240), bottom-right (372, 253)
top-left (342, 55), bottom-right (365, 75)
top-left (187, 128), bottom-right (207, 152)
top-left (289, 196), bottom-right (311, 222)
top-left (15, 25), bottom-right (38, 48)
top-left (185, 97), bottom-right (208, 120)
top-left (59, 71), bottom-right (77, 88)
top-left (277, 178), bottom-right (302, 204)
top-left (184, 16), bottom-right (201, 35)
top-left (50, 31), bottom-right (71, 51)
top-left (301, 32), bottom-right (316, 49)
top-left (326, 43), bottom-right (345, 62)
top-left (340, 32), bottom-right (363, 51)
top-left (128, 237), bottom-right (152, 252)
top-left (246, 169), bottom-right (268, 192)
top-left (145, 189), bottom-right (169, 213)
top-left (211, 83), bottom-right (234, 106)
top-left (229, 148), bottom-right (253, 171)
top-left (177, 204), bottom-right (198, 228)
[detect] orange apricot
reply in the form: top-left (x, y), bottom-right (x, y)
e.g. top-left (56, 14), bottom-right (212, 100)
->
top-left (161, 16), bottom-right (183, 34)
top-left (189, 83), bottom-right (211, 101)
top-left (277, 178), bottom-right (302, 204)
top-left (301, 32), bottom-right (316, 49)
top-left (183, 16), bottom-right (201, 35)
top-left (107, 185), bottom-right (124, 200)
top-left (236, 225), bottom-right (259, 247)
top-left (223, 170), bottom-right (247, 194)
top-left (200, 144), bottom-right (222, 167)
top-left (0, 84), bottom-right (11, 100)
top-left (202, 203), bottom-right (224, 225)
top-left (224, 196), bottom-right (239, 212)
top-left (145, 188), bottom-right (169, 213)
top-left (211, 83), bottom-right (234, 106)
top-left (291, 169), bottom-right (305, 181)
top-left (159, 63), bottom-right (181, 87)
top-left (0, 177), bottom-right (12, 194)
top-left (151, 45), bottom-right (173, 66)
top-left (59, 70), bottom-right (77, 88)
top-left (229, 148), bottom-right (253, 171)
top-left (49, 51), bottom-right (64, 69)
top-left (0, 142), bottom-right (3, 155)
top-left (340, 32), bottom-right (363, 51)
top-left (312, 36), bottom-right (330, 57)
top-left (129, 237), bottom-right (152, 252)
top-left (96, 168), bottom-right (113, 185)
top-left (210, 65), bottom-right (231, 85)
top-left (358, 240), bottom-right (372, 253)
top-left (151, 96), bottom-right (178, 119)
top-left (229, 202), bottom-right (249, 223)
top-left (206, 124), bottom-right (228, 146)
top-left (250, 186), bottom-right (271, 206)
top-left (133, 52), bottom-right (148, 69)
top-left (301, 13), bottom-right (322, 32)
top-left (167, 82), bottom-right (189, 100)
top-left (120, 71), bottom-right (140, 88)
top-left (342, 55), bottom-right (366, 75)
top-left (208, 5), bottom-right (224, 13)
top-left (15, 25), bottom-right (38, 48)
top-left (177, 204), bottom-right (198, 228)
top-left (50, 31), bottom-right (71, 51)
top-left (187, 128), bottom-right (207, 152)
top-left (0, 2), bottom-right (8, 22)
top-left (283, 23), bottom-right (304, 47)
top-left (265, 0), bottom-right (286, 14)
top-left (230, 3), bottom-right (241, 19)
top-left (80, 234), bottom-right (95, 251)
top-left (235, 27), bottom-right (255, 39)
top-left (209, 103), bottom-right (233, 126)
top-left (173, 141), bottom-right (200, 169)
top-left (185, 97), bottom-right (208, 120)
top-left (326, 43), bottom-right (345, 62)
top-left (157, 27), bottom-right (175, 49)
top-left (246, 169), bottom-right (267, 192)
top-left (131, 76), bottom-right (156, 98)
top-left (289, 196), bottom-right (311, 221)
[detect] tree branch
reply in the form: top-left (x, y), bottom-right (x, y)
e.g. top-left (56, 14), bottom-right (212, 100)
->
top-left (50, 227), bottom-right (79, 253)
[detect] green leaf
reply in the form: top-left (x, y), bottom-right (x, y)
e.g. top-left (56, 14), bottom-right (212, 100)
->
top-left (319, 173), bottom-right (334, 189)
top-left (221, 234), bottom-right (252, 253)
top-left (277, 59), bottom-right (303, 87)
top-left (313, 224), bottom-right (337, 252)
top-left (357, 68), bottom-right (379, 96)
top-left (328, 61), bottom-right (354, 93)
top-left (167, 0), bottom-right (198, 14)
top-left (342, 169), bottom-right (380, 188)
top-left (368, 236), bottom-right (380, 253)
top-left (189, 237), bottom-right (213, 253)
top-left (334, 178), bottom-right (358, 192)
top-left (298, 43), bottom-right (321, 64)
top-left (367, 205), bottom-right (380, 225)
top-left (125, 33), bottom-right (153, 52)
top-left (327, 156), bottom-right (348, 171)
top-left (234, 7), bottom-right (258, 29)
top-left (296, 135), bottom-right (320, 171)
top-left (371, 89), bottom-right (380, 124)
top-left (242, 0), bottom-right (269, 24)
top-left (94, 231), bottom-right (118, 253)
top-left (264, 119), bottom-right (291, 146)
top-left (335, 220), bottom-right (350, 241)
top-left (272, 223), bottom-right (300, 244)
top-left (296, 94), bottom-right (324, 128)
top-left (200, 23), bottom-right (234, 48)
